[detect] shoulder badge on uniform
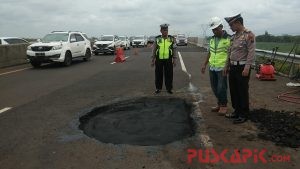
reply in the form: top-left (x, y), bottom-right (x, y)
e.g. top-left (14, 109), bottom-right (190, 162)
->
top-left (247, 32), bottom-right (255, 43)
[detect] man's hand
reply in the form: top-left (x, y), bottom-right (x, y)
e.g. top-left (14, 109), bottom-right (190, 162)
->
top-left (172, 58), bottom-right (176, 67)
top-left (201, 65), bottom-right (206, 74)
top-left (151, 58), bottom-right (155, 67)
top-left (223, 66), bottom-right (229, 76)
top-left (242, 67), bottom-right (250, 76)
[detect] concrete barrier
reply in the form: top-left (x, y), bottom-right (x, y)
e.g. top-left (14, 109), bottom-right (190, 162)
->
top-left (188, 37), bottom-right (209, 50)
top-left (0, 44), bottom-right (28, 68)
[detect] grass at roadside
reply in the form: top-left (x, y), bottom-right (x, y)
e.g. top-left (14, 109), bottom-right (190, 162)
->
top-left (256, 42), bottom-right (300, 54)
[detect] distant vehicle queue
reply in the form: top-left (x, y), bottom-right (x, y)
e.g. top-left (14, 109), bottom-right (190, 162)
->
top-left (1, 31), bottom-right (189, 68)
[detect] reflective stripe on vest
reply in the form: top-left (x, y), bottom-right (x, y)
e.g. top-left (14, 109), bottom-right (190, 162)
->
top-left (209, 37), bottom-right (230, 68)
top-left (156, 37), bottom-right (173, 59)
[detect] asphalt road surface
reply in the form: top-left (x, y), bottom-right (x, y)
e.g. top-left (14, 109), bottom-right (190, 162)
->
top-left (0, 45), bottom-right (299, 169)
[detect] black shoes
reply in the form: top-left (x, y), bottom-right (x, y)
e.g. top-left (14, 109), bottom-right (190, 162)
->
top-left (233, 117), bottom-right (247, 124)
top-left (225, 113), bottom-right (238, 119)
top-left (154, 89), bottom-right (173, 94)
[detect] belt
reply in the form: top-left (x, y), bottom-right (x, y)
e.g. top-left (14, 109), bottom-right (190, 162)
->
top-left (230, 61), bottom-right (246, 65)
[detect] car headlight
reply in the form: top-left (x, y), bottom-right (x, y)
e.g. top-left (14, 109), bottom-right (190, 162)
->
top-left (27, 46), bottom-right (32, 51)
top-left (52, 45), bottom-right (62, 50)
top-left (107, 43), bottom-right (114, 47)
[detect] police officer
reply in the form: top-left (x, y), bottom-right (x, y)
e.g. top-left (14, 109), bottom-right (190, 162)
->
top-left (224, 14), bottom-right (255, 124)
top-left (151, 23), bottom-right (176, 94)
top-left (201, 17), bottom-right (230, 115)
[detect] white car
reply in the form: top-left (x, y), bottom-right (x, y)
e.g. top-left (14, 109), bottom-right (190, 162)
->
top-left (119, 36), bottom-right (130, 50)
top-left (176, 34), bottom-right (188, 46)
top-left (0, 37), bottom-right (29, 45)
top-left (26, 31), bottom-right (92, 68)
top-left (132, 35), bottom-right (148, 47)
top-left (93, 35), bottom-right (122, 55)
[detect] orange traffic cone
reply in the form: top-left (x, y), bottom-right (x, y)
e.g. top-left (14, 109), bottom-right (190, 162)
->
top-left (114, 47), bottom-right (126, 63)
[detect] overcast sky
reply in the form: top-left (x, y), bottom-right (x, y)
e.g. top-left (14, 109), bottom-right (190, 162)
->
top-left (1, 0), bottom-right (300, 38)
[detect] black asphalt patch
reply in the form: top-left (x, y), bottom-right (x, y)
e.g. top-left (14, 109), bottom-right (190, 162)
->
top-left (79, 97), bottom-right (195, 146)
top-left (249, 109), bottom-right (300, 148)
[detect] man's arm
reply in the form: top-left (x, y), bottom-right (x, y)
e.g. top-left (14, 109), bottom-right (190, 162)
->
top-left (151, 38), bottom-right (157, 67)
top-left (245, 31), bottom-right (255, 70)
top-left (201, 52), bottom-right (210, 74)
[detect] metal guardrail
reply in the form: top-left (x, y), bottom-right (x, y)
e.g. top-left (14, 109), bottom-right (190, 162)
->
top-left (188, 40), bottom-right (300, 64)
top-left (255, 49), bottom-right (300, 64)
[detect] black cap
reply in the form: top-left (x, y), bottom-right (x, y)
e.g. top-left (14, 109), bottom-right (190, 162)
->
top-left (224, 14), bottom-right (242, 23)
top-left (160, 23), bottom-right (169, 29)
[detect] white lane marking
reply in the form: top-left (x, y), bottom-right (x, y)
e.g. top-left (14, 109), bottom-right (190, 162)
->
top-left (110, 56), bottom-right (130, 64)
top-left (178, 51), bottom-right (191, 79)
top-left (0, 67), bottom-right (31, 76)
top-left (0, 107), bottom-right (12, 114)
top-left (178, 51), bottom-right (213, 148)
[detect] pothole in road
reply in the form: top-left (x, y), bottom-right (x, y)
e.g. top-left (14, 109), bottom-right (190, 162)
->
top-left (79, 97), bottom-right (195, 146)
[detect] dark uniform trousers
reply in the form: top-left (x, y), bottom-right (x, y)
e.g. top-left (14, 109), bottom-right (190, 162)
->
top-left (155, 58), bottom-right (173, 91)
top-left (229, 64), bottom-right (251, 118)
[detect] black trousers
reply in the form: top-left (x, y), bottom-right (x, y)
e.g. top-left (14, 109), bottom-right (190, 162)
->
top-left (229, 65), bottom-right (251, 118)
top-left (155, 59), bottom-right (173, 91)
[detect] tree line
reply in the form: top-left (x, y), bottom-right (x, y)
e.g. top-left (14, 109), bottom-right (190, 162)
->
top-left (256, 31), bottom-right (300, 43)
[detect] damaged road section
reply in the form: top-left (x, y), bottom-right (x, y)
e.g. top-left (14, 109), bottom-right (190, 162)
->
top-left (79, 97), bottom-right (195, 146)
top-left (250, 109), bottom-right (300, 148)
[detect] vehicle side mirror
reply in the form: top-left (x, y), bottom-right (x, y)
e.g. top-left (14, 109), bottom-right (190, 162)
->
top-left (70, 38), bottom-right (76, 43)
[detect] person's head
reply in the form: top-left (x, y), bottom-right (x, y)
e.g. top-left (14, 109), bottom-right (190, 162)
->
top-left (160, 23), bottom-right (169, 37)
top-left (209, 17), bottom-right (223, 37)
top-left (225, 14), bottom-right (244, 32)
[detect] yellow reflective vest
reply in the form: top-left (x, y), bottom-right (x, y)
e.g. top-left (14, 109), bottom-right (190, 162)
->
top-left (156, 35), bottom-right (174, 59)
top-left (209, 33), bottom-right (230, 68)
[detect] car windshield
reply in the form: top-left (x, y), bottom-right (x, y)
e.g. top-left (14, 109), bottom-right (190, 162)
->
top-left (3, 38), bottom-right (28, 44)
top-left (42, 33), bottom-right (69, 42)
top-left (100, 36), bottom-right (114, 41)
top-left (178, 35), bottom-right (185, 38)
top-left (135, 36), bottom-right (144, 40)
top-left (119, 36), bottom-right (126, 41)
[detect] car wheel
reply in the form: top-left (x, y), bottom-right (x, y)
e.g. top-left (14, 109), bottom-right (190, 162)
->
top-left (83, 48), bottom-right (91, 61)
top-left (30, 60), bottom-right (41, 68)
top-left (63, 51), bottom-right (72, 66)
top-left (94, 52), bottom-right (98, 55)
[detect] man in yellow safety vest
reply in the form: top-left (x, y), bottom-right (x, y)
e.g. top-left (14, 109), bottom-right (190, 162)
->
top-left (201, 17), bottom-right (231, 115)
top-left (151, 23), bottom-right (176, 94)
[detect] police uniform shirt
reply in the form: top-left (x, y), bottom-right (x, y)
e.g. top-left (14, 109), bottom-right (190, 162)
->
top-left (228, 29), bottom-right (255, 69)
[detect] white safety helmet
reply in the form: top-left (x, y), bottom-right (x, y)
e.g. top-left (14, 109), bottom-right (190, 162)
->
top-left (209, 17), bottom-right (222, 30)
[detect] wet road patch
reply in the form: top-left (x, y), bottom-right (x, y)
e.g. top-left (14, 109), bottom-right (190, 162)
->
top-left (79, 97), bottom-right (195, 146)
top-left (250, 109), bottom-right (300, 148)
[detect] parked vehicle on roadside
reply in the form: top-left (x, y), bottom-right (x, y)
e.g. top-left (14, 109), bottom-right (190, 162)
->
top-left (129, 36), bottom-right (135, 46)
top-left (176, 34), bottom-right (188, 46)
top-left (147, 36), bottom-right (156, 44)
top-left (119, 36), bottom-right (130, 50)
top-left (132, 35), bottom-right (147, 47)
top-left (93, 35), bottom-right (122, 55)
top-left (0, 37), bottom-right (29, 45)
top-left (26, 31), bottom-right (92, 68)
